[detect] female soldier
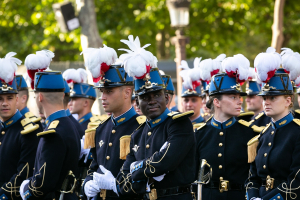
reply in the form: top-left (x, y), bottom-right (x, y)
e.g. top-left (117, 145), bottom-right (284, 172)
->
top-left (195, 54), bottom-right (259, 199)
top-left (246, 48), bottom-right (300, 200)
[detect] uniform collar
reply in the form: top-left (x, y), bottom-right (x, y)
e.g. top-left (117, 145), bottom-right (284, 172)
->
top-left (111, 106), bottom-right (137, 126)
top-left (211, 117), bottom-right (236, 129)
top-left (1, 110), bottom-right (23, 129)
top-left (65, 109), bottom-right (71, 116)
top-left (192, 115), bottom-right (204, 124)
top-left (78, 112), bottom-right (93, 124)
top-left (147, 108), bottom-right (170, 128)
top-left (20, 106), bottom-right (30, 116)
top-left (272, 112), bottom-right (293, 129)
top-left (45, 110), bottom-right (67, 127)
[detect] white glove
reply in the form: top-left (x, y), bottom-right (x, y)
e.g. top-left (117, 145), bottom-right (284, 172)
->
top-left (250, 198), bottom-right (261, 200)
top-left (160, 142), bottom-right (169, 152)
top-left (130, 161), bottom-right (137, 173)
top-left (94, 165), bottom-right (118, 195)
top-left (79, 136), bottom-right (90, 161)
top-left (84, 180), bottom-right (100, 198)
top-left (153, 174), bottom-right (165, 182)
top-left (20, 180), bottom-right (30, 200)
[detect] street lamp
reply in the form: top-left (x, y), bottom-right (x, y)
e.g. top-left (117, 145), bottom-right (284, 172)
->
top-left (167, 0), bottom-right (191, 112)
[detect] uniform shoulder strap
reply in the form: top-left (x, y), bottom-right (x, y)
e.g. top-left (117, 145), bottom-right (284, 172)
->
top-left (136, 116), bottom-right (146, 125)
top-left (293, 118), bottom-right (300, 126)
top-left (262, 123), bottom-right (271, 134)
top-left (238, 111), bottom-right (254, 117)
top-left (196, 122), bottom-right (206, 131)
top-left (36, 120), bottom-right (59, 136)
top-left (238, 119), bottom-right (252, 127)
top-left (255, 112), bottom-right (264, 120)
top-left (21, 117), bottom-right (40, 135)
top-left (171, 110), bottom-right (194, 120)
top-left (24, 112), bottom-right (42, 123)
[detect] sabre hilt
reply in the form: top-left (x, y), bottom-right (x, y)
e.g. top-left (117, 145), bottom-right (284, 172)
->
top-left (197, 159), bottom-right (212, 184)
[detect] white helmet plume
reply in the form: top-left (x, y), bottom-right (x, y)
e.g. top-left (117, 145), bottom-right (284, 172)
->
top-left (179, 60), bottom-right (201, 90)
top-left (81, 44), bottom-right (117, 83)
top-left (281, 47), bottom-right (300, 81)
top-left (0, 52), bottom-right (22, 84)
top-left (199, 53), bottom-right (226, 83)
top-left (119, 35), bottom-right (157, 79)
top-left (63, 68), bottom-right (88, 85)
top-left (222, 54), bottom-right (250, 84)
top-left (254, 47), bottom-right (281, 83)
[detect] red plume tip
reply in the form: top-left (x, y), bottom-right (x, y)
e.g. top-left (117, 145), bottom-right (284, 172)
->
top-left (284, 69), bottom-right (290, 74)
top-left (66, 80), bottom-right (73, 84)
top-left (30, 80), bottom-right (34, 89)
top-left (135, 65), bottom-right (151, 79)
top-left (264, 69), bottom-right (277, 83)
top-left (100, 62), bottom-right (110, 73)
top-left (27, 69), bottom-right (38, 80)
top-left (192, 81), bottom-right (201, 90)
top-left (210, 69), bottom-right (219, 77)
top-left (93, 77), bottom-right (101, 83)
top-left (226, 70), bottom-right (237, 78)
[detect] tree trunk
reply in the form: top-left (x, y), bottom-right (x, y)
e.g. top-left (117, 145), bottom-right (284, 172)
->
top-left (77, 0), bottom-right (104, 115)
top-left (271, 0), bottom-right (285, 52)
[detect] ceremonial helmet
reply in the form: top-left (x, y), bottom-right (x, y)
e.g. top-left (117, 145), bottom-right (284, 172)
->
top-left (15, 75), bottom-right (28, 91)
top-left (0, 52), bottom-right (22, 94)
top-left (159, 70), bottom-right (175, 95)
top-left (63, 68), bottom-right (96, 100)
top-left (209, 54), bottom-right (250, 96)
top-left (246, 68), bottom-right (262, 96)
top-left (119, 35), bottom-right (165, 96)
top-left (255, 47), bottom-right (300, 96)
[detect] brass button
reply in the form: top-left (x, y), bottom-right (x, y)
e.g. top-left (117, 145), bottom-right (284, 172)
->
top-left (218, 153), bottom-right (222, 157)
top-left (264, 153), bottom-right (267, 157)
top-left (263, 165), bottom-right (266, 169)
top-left (0, 142), bottom-right (2, 145)
top-left (90, 155), bottom-right (93, 158)
top-left (146, 144), bottom-right (150, 149)
top-left (277, 196), bottom-right (281, 199)
top-left (106, 156), bottom-right (110, 160)
top-left (271, 131), bottom-right (274, 135)
top-left (148, 132), bottom-right (151, 136)
top-left (268, 142), bottom-right (271, 146)
top-left (109, 142), bottom-right (112, 147)
top-left (1, 131), bottom-right (4, 135)
top-left (219, 132), bottom-right (224, 136)
top-left (219, 165), bottom-right (222, 169)
top-left (112, 130), bottom-right (116, 134)
top-left (219, 143), bottom-right (223, 147)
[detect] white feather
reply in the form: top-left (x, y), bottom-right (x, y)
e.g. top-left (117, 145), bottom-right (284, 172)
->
top-left (199, 54), bottom-right (226, 82)
top-left (295, 75), bottom-right (300, 86)
top-left (254, 47), bottom-right (281, 82)
top-left (179, 60), bottom-right (201, 90)
top-left (81, 45), bottom-right (117, 79)
top-left (63, 69), bottom-right (81, 83)
top-left (281, 47), bottom-right (300, 80)
top-left (77, 68), bottom-right (88, 83)
top-left (119, 35), bottom-right (156, 79)
top-left (25, 50), bottom-right (54, 70)
top-left (0, 52), bottom-right (21, 83)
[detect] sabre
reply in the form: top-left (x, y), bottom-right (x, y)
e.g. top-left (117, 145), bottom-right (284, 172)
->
top-left (196, 159), bottom-right (212, 200)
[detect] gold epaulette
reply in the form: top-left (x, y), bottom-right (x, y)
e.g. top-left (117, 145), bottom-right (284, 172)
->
top-left (90, 115), bottom-right (101, 123)
top-left (295, 109), bottom-right (300, 115)
top-left (251, 125), bottom-right (265, 133)
top-left (136, 116), bottom-right (146, 125)
top-left (98, 114), bottom-right (109, 121)
top-left (238, 111), bottom-right (255, 117)
top-left (167, 111), bottom-right (179, 117)
top-left (119, 135), bottom-right (131, 160)
top-left (238, 119), bottom-right (252, 127)
top-left (24, 112), bottom-right (41, 123)
top-left (84, 127), bottom-right (97, 149)
top-left (171, 110), bottom-right (194, 120)
top-left (255, 112), bottom-right (264, 120)
top-left (196, 122), bottom-right (206, 130)
top-left (205, 114), bottom-right (213, 122)
top-left (21, 117), bottom-right (40, 135)
top-left (36, 120), bottom-right (59, 136)
top-left (87, 121), bottom-right (101, 129)
top-left (262, 123), bottom-right (271, 134)
top-left (293, 119), bottom-right (300, 126)
top-left (247, 134), bottom-right (260, 163)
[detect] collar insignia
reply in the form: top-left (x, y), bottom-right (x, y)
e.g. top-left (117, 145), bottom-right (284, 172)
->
top-left (117, 117), bottom-right (126, 123)
top-left (152, 118), bottom-right (161, 124)
top-left (132, 144), bottom-right (139, 152)
top-left (226, 121), bottom-right (232, 127)
top-left (212, 121), bottom-right (218, 127)
top-left (6, 120), bottom-right (13, 126)
top-left (279, 120), bottom-right (287, 126)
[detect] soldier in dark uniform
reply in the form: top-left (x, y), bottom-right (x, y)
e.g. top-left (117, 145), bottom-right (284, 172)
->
top-left (15, 75), bottom-right (44, 131)
top-left (245, 78), bottom-right (271, 127)
top-left (245, 48), bottom-right (300, 200)
top-left (160, 73), bottom-right (175, 110)
top-left (20, 71), bottom-right (81, 200)
top-left (0, 53), bottom-right (40, 200)
top-left (64, 68), bottom-right (98, 130)
top-left (195, 55), bottom-right (259, 200)
top-left (82, 61), bottom-right (145, 200)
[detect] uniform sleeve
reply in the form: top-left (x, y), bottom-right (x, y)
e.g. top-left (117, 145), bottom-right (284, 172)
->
top-left (116, 135), bottom-right (147, 196)
top-left (245, 161), bottom-right (261, 200)
top-left (81, 147), bottom-right (97, 195)
top-left (22, 134), bottom-right (66, 200)
top-left (261, 133), bottom-right (300, 200)
top-left (131, 118), bottom-right (194, 181)
top-left (0, 131), bottom-right (39, 200)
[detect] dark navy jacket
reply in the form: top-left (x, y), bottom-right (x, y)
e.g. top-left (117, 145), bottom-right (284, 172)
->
top-left (195, 117), bottom-right (257, 200)
top-left (66, 109), bottom-right (85, 138)
top-left (246, 113), bottom-right (300, 200)
top-left (84, 107), bottom-right (142, 199)
top-left (116, 109), bottom-right (196, 199)
top-left (0, 111), bottom-right (39, 200)
top-left (250, 111), bottom-right (271, 127)
top-left (23, 110), bottom-right (81, 200)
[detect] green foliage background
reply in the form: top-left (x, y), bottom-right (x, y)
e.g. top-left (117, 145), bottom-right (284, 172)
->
top-left (0, 0), bottom-right (300, 63)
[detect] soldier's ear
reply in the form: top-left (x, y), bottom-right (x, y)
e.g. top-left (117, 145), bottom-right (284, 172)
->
top-left (164, 92), bottom-right (169, 106)
top-left (38, 92), bottom-right (43, 102)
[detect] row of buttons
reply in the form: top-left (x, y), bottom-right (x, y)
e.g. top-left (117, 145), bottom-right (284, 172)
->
top-left (263, 131), bottom-right (275, 170)
top-left (218, 132), bottom-right (224, 169)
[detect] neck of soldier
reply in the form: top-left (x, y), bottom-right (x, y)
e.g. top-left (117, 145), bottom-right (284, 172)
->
top-left (112, 101), bottom-right (132, 118)
top-left (189, 112), bottom-right (201, 121)
top-left (18, 104), bottom-right (26, 112)
top-left (214, 110), bottom-right (234, 123)
top-left (271, 109), bottom-right (290, 122)
top-left (1, 109), bottom-right (17, 122)
top-left (77, 108), bottom-right (92, 120)
top-left (43, 104), bottom-right (64, 119)
top-left (254, 106), bottom-right (264, 116)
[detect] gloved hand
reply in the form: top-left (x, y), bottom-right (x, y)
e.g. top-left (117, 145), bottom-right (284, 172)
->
top-left (130, 161), bottom-right (137, 173)
top-left (79, 136), bottom-right (90, 161)
top-left (160, 142), bottom-right (169, 152)
top-left (153, 174), bottom-right (165, 182)
top-left (250, 198), bottom-right (261, 200)
top-left (84, 180), bottom-right (100, 198)
top-left (93, 165), bottom-right (118, 195)
top-left (20, 179), bottom-right (30, 200)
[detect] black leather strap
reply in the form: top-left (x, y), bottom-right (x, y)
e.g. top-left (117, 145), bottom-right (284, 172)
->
top-left (203, 181), bottom-right (244, 191)
top-left (154, 185), bottom-right (192, 198)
